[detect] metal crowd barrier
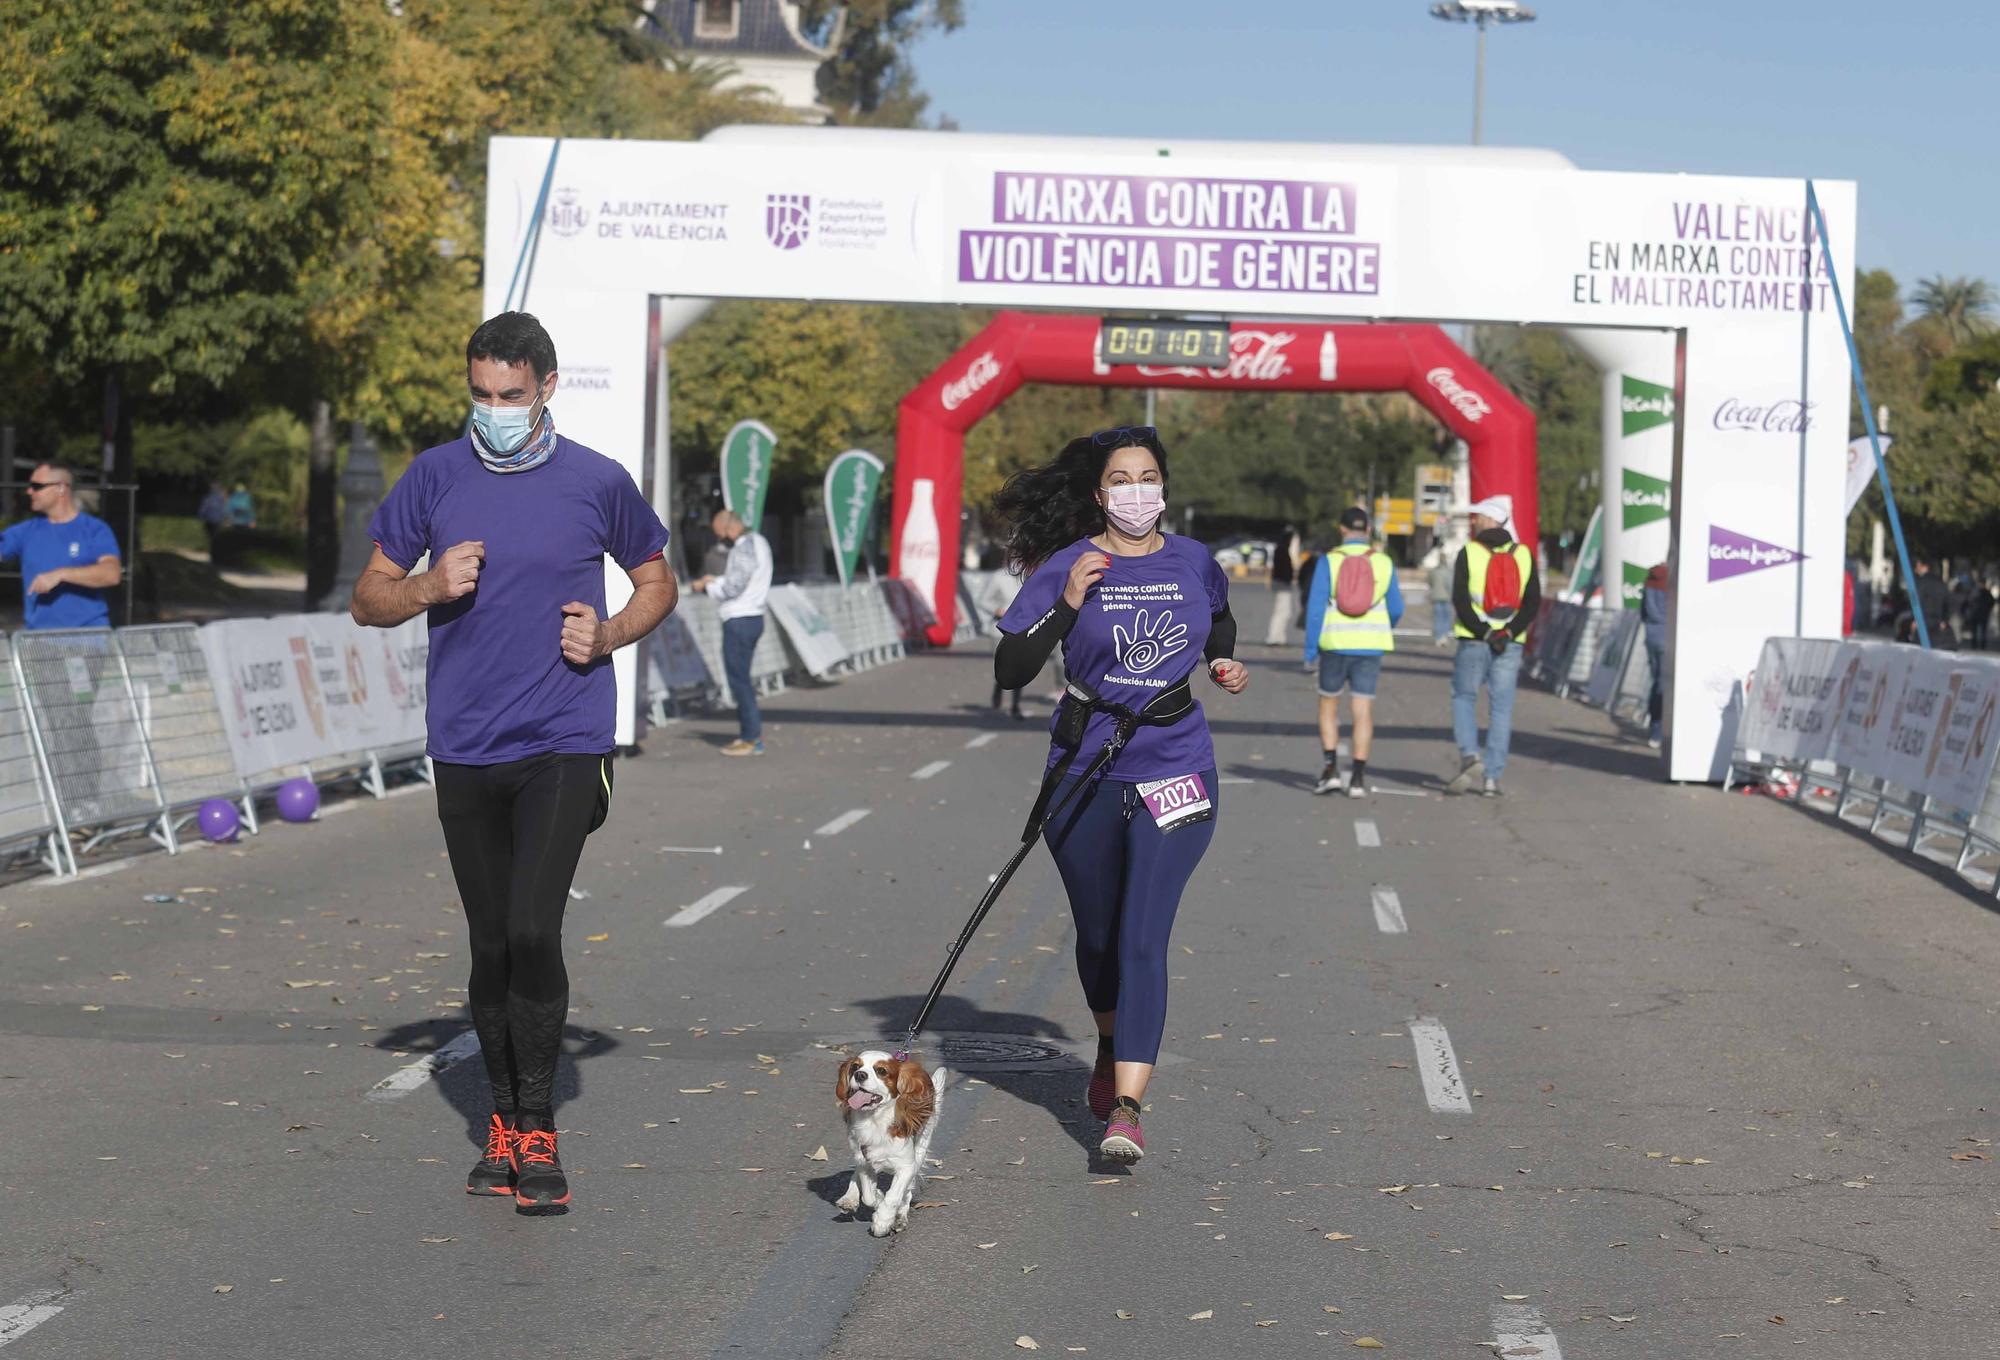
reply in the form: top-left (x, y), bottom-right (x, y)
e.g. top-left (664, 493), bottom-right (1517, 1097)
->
top-left (0, 638), bottom-right (70, 876)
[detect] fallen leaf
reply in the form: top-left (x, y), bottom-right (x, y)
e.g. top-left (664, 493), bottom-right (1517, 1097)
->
top-left (1609, 1314), bottom-right (1637, 1323)
top-left (1015, 1338), bottom-right (1039, 1351)
top-left (1377, 1184), bottom-right (1410, 1195)
top-left (1325, 1232), bottom-right (1355, 1241)
top-left (1354, 1341), bottom-right (1384, 1350)
top-left (1256, 1319), bottom-right (1278, 1327)
top-left (1323, 1306), bottom-right (1342, 1313)
top-left (1188, 1309), bottom-right (1213, 1320)
top-left (419, 1236), bottom-right (456, 1244)
top-left (1090, 1177), bottom-right (1120, 1185)
top-left (1768, 1316), bottom-right (1785, 1324)
top-left (585, 933), bottom-right (609, 943)
top-left (622, 1163), bottom-right (648, 1170)
top-left (977, 1242), bottom-right (998, 1250)
top-left (1951, 1151), bottom-right (1989, 1161)
top-left (212, 1284), bottom-right (234, 1294)
top-left (1115, 1310), bottom-right (1134, 1320)
top-left (808, 1146), bottom-right (829, 1161)
top-left (1022, 1264), bottom-right (1038, 1275)
top-left (1501, 1294), bottom-right (1528, 1301)
top-left (738, 1167), bottom-right (764, 1173)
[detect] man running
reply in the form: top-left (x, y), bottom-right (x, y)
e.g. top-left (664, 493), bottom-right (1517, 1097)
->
top-left (1303, 506), bottom-right (1401, 797)
top-left (352, 311), bottom-right (675, 1213)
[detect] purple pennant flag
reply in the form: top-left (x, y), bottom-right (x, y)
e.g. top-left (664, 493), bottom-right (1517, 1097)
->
top-left (1708, 524), bottom-right (1806, 582)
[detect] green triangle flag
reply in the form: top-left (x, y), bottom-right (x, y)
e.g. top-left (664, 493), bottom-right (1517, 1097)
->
top-left (1621, 467), bottom-right (1671, 530)
top-left (1620, 374), bottom-right (1676, 437)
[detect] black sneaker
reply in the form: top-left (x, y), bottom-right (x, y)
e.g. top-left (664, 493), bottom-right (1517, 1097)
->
top-left (511, 1111), bottom-right (570, 1214)
top-left (466, 1112), bottom-right (516, 1196)
top-left (1312, 763), bottom-right (1342, 795)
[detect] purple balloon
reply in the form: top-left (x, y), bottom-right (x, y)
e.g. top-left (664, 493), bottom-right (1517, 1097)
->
top-left (276, 778), bottom-right (320, 824)
top-left (198, 798), bottom-right (240, 843)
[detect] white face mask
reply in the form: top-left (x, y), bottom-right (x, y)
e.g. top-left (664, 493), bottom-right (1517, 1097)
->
top-left (1100, 482), bottom-right (1165, 536)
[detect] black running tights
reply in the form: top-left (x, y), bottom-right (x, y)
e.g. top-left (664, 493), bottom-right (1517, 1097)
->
top-left (435, 752), bottom-right (611, 1114)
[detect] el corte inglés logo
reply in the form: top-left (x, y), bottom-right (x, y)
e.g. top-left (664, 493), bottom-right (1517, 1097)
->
top-left (1620, 374), bottom-right (1676, 437)
top-left (1620, 468), bottom-right (1671, 530)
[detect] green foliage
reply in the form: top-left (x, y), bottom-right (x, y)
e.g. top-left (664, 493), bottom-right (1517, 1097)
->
top-left (1476, 326), bottom-right (1601, 543)
top-left (801, 0), bottom-right (966, 125)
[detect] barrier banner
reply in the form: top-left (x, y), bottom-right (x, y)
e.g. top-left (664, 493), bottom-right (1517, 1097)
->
top-left (1927, 665), bottom-right (2000, 810)
top-left (766, 585), bottom-right (851, 678)
top-left (651, 611), bottom-right (712, 690)
top-left (1834, 643), bottom-right (1905, 778)
top-left (198, 615), bottom-right (428, 777)
top-left (1739, 637), bottom-right (1850, 763)
top-left (1584, 610), bottom-right (1640, 709)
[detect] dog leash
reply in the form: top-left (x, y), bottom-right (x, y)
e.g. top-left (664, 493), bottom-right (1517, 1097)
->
top-left (897, 675), bottom-right (1197, 1056)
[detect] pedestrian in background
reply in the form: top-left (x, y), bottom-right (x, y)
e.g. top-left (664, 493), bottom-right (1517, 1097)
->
top-left (1969, 576), bottom-right (1994, 650)
top-left (1641, 562), bottom-right (1669, 748)
top-left (1263, 524), bottom-right (1298, 645)
top-left (1425, 547), bottom-right (1454, 646)
top-left (198, 481), bottom-right (227, 556)
top-left (0, 461), bottom-right (122, 630)
top-left (225, 482), bottom-right (256, 529)
top-left (1295, 544), bottom-right (1317, 672)
top-left (352, 310), bottom-right (675, 1213)
top-left (1303, 506), bottom-right (1402, 797)
top-left (693, 508), bottom-right (773, 756)
top-left (1445, 495), bottom-right (1539, 796)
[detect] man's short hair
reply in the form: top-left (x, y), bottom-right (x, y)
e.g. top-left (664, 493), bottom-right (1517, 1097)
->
top-left (467, 312), bottom-right (558, 381)
top-left (1338, 506), bottom-right (1370, 533)
top-left (33, 461), bottom-right (73, 486)
top-left (712, 509), bottom-right (743, 530)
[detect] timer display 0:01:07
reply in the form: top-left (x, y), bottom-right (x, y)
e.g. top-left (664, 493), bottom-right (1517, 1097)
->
top-left (1098, 323), bottom-right (1231, 367)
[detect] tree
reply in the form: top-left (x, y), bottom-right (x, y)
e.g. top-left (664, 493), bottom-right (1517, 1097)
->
top-left (800, 0), bottom-right (967, 126)
top-left (1909, 274), bottom-right (1995, 354)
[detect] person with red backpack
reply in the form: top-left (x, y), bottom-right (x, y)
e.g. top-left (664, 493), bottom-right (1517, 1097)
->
top-left (1445, 495), bottom-right (1540, 796)
top-left (1303, 506), bottom-right (1403, 797)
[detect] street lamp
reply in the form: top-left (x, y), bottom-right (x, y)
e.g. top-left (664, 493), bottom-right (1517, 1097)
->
top-left (1429, 0), bottom-right (1536, 145)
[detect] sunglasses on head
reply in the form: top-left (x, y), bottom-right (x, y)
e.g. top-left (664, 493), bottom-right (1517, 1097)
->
top-left (1090, 425), bottom-right (1160, 449)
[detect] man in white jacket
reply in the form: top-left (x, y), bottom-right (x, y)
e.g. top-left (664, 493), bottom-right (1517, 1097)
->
top-left (693, 509), bottom-right (773, 756)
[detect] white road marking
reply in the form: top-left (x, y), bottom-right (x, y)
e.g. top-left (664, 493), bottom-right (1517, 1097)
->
top-left (665, 885), bottom-right (749, 928)
top-left (0, 1288), bottom-right (67, 1349)
top-left (1354, 819), bottom-right (1382, 848)
top-left (658, 845), bottom-right (724, 855)
top-left (964, 733), bottom-right (998, 749)
top-left (815, 808), bottom-right (872, 836)
top-left (911, 760), bottom-right (951, 780)
top-left (1370, 886), bottom-right (1407, 934)
top-left (1370, 786), bottom-right (1428, 798)
top-left (1492, 1303), bottom-right (1565, 1360)
top-left (366, 1030), bottom-right (482, 1103)
top-left (1408, 1016), bottom-right (1472, 1114)
top-left (1218, 776), bottom-right (1254, 785)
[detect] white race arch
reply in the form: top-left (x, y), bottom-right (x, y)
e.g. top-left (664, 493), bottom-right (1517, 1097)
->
top-left (483, 126), bottom-right (1854, 781)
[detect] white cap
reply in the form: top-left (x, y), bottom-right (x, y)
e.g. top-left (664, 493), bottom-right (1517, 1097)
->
top-left (1469, 494), bottom-right (1513, 529)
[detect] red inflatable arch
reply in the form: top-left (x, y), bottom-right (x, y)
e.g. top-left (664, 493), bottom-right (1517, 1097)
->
top-left (888, 312), bottom-right (1537, 646)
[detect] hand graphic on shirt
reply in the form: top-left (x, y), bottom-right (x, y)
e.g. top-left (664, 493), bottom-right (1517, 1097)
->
top-left (1113, 608), bottom-right (1188, 674)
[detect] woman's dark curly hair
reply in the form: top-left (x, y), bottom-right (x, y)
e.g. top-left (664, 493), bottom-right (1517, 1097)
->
top-left (992, 427), bottom-right (1169, 573)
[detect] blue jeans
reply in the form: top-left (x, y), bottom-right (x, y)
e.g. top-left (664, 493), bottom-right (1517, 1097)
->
top-left (1645, 640), bottom-right (1665, 733)
top-left (1452, 639), bottom-right (1522, 780)
top-left (1432, 599), bottom-right (1453, 642)
top-left (721, 615), bottom-right (765, 743)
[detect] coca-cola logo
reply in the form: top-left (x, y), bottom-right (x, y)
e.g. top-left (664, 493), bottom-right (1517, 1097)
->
top-left (1425, 367), bottom-right (1491, 423)
top-left (941, 352), bottom-right (1002, 411)
top-left (1139, 330), bottom-right (1295, 383)
top-left (1712, 397), bottom-right (1814, 434)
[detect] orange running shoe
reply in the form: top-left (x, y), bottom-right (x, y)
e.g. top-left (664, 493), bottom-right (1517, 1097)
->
top-left (466, 1112), bottom-right (516, 1196)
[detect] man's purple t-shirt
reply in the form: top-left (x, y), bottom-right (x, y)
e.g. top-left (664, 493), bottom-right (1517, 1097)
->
top-left (999, 535), bottom-right (1229, 783)
top-left (368, 436), bottom-right (669, 765)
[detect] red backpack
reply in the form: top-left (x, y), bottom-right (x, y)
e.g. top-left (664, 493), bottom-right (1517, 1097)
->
top-left (1482, 543), bottom-right (1525, 620)
top-left (1333, 549), bottom-right (1381, 617)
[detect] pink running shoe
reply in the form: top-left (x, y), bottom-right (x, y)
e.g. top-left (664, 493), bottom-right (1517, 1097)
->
top-left (1087, 1047), bottom-right (1116, 1121)
top-left (1100, 1100), bottom-right (1145, 1164)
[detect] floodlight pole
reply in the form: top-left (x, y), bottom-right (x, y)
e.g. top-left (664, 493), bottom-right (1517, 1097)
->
top-left (1430, 2), bottom-right (1537, 146)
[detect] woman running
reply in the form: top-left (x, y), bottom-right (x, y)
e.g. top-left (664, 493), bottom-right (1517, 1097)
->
top-left (992, 426), bottom-right (1247, 1165)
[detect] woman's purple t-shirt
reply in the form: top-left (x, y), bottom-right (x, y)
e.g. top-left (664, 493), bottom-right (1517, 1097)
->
top-left (999, 535), bottom-right (1229, 782)
top-left (368, 436), bottom-right (670, 765)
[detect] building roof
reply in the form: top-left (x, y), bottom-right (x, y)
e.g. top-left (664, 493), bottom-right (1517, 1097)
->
top-left (642, 1), bottom-right (842, 61)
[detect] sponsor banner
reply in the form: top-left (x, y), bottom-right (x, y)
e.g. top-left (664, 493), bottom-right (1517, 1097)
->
top-left (1845, 434), bottom-right (1889, 516)
top-left (766, 584), bottom-right (851, 679)
top-left (1621, 467), bottom-right (1671, 531)
top-left (721, 419), bottom-right (778, 535)
top-left (1621, 374), bottom-right (1676, 436)
top-left (197, 615), bottom-right (429, 779)
top-left (1621, 560), bottom-right (1649, 610)
top-left (1568, 506), bottom-right (1603, 603)
top-left (1708, 524), bottom-right (1805, 583)
top-left (1833, 642), bottom-right (1905, 778)
top-left (823, 448), bottom-right (885, 588)
top-left (1928, 664), bottom-right (2000, 811)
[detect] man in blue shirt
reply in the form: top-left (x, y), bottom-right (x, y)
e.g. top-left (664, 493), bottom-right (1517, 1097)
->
top-left (1303, 506), bottom-right (1403, 797)
top-left (0, 462), bottom-right (122, 629)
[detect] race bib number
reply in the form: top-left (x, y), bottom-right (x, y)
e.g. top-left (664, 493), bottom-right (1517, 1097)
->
top-left (1135, 772), bottom-right (1212, 833)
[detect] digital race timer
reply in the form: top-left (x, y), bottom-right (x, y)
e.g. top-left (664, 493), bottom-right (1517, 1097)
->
top-left (1098, 319), bottom-right (1231, 368)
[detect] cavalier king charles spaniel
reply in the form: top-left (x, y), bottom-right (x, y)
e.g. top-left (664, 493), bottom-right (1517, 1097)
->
top-left (834, 1050), bottom-right (949, 1237)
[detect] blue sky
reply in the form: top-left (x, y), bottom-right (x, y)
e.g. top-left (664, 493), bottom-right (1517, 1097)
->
top-left (908, 1), bottom-right (1994, 304)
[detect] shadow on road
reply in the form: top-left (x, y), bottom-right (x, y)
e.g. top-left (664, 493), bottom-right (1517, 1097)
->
top-left (370, 1019), bottom-right (622, 1147)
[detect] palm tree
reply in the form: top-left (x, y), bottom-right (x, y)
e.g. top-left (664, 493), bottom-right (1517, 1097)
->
top-left (1911, 276), bottom-right (1996, 347)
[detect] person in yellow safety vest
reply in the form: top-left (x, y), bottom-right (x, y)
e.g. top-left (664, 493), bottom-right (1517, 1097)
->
top-left (1445, 494), bottom-right (1541, 797)
top-left (1303, 506), bottom-right (1403, 798)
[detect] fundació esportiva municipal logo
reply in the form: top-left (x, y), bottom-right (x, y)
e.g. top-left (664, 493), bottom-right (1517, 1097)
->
top-left (765, 193), bottom-right (812, 250)
top-left (547, 187), bottom-right (589, 238)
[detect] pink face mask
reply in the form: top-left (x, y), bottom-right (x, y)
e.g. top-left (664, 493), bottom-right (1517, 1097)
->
top-left (1101, 483), bottom-right (1165, 536)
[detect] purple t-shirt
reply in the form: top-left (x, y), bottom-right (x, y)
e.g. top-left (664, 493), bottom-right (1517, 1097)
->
top-left (368, 436), bottom-right (669, 765)
top-left (999, 535), bottom-right (1229, 783)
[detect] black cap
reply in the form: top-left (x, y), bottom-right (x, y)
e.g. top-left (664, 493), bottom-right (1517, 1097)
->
top-left (1338, 507), bottom-right (1370, 532)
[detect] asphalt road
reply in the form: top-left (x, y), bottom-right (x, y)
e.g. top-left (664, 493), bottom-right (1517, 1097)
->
top-left (3, 633), bottom-right (1997, 1359)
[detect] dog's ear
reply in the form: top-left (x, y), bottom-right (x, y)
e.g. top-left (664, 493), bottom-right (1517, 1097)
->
top-left (835, 1056), bottom-right (854, 1107)
top-left (888, 1059), bottom-right (935, 1139)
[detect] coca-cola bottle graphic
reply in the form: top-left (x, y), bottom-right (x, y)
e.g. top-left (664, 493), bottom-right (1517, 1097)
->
top-left (899, 477), bottom-right (943, 616)
top-left (1319, 330), bottom-right (1338, 382)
